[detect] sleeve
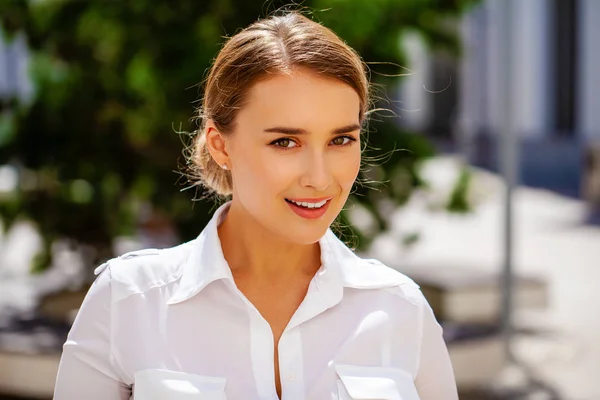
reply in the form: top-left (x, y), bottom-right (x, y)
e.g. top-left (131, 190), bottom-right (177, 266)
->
top-left (414, 295), bottom-right (459, 400)
top-left (53, 265), bottom-right (131, 400)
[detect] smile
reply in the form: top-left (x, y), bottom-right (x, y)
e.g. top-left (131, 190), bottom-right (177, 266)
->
top-left (286, 199), bottom-right (328, 209)
top-left (285, 197), bottom-right (332, 219)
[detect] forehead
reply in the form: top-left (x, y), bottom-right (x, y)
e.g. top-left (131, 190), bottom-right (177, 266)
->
top-left (237, 68), bottom-right (361, 128)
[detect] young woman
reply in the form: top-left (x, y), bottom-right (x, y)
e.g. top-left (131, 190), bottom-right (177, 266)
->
top-left (54, 11), bottom-right (458, 400)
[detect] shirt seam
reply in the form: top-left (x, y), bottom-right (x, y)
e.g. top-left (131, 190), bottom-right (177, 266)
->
top-left (113, 274), bottom-right (182, 302)
top-left (381, 285), bottom-right (423, 307)
top-left (107, 266), bottom-right (133, 386)
top-left (413, 293), bottom-right (425, 378)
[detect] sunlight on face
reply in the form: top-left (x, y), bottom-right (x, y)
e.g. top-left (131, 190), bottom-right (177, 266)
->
top-left (226, 68), bottom-right (362, 244)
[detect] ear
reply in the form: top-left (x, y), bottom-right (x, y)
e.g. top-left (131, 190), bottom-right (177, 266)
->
top-left (204, 120), bottom-right (229, 168)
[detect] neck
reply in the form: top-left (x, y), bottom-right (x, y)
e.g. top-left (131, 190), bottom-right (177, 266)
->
top-left (217, 200), bottom-right (322, 284)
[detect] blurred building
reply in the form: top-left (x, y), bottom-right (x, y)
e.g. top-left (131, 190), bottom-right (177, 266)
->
top-left (0, 30), bottom-right (32, 103)
top-left (399, 0), bottom-right (600, 207)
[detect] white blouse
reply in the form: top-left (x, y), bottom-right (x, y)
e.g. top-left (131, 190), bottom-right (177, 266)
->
top-left (54, 202), bottom-right (458, 400)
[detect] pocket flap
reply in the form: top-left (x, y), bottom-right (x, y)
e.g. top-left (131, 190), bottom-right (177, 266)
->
top-left (133, 369), bottom-right (226, 400)
top-left (335, 364), bottom-right (419, 400)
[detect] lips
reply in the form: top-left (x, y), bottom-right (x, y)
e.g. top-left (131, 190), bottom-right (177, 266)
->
top-left (285, 198), bottom-right (332, 219)
top-left (286, 198), bottom-right (328, 209)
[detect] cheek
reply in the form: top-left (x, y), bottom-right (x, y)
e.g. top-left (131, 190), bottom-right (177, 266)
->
top-left (232, 148), bottom-right (291, 195)
top-left (337, 147), bottom-right (361, 191)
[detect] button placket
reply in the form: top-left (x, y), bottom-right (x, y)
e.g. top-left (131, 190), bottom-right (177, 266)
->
top-left (248, 310), bottom-right (279, 399)
top-left (278, 328), bottom-right (304, 400)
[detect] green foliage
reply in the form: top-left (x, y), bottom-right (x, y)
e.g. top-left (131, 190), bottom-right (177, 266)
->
top-left (446, 166), bottom-right (473, 214)
top-left (0, 0), bottom-right (478, 266)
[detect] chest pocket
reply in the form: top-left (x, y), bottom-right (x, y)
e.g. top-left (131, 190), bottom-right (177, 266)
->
top-left (133, 369), bottom-right (227, 400)
top-left (335, 365), bottom-right (420, 400)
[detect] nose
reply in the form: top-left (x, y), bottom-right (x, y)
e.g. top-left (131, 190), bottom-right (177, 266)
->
top-left (300, 150), bottom-right (333, 191)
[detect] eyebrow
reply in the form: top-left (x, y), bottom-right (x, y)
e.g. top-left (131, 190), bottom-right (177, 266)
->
top-left (263, 123), bottom-right (361, 135)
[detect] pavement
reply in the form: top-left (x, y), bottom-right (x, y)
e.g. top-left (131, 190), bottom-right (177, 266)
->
top-left (366, 157), bottom-right (600, 400)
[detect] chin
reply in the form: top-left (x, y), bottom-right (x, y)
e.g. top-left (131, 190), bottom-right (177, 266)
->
top-left (276, 219), bottom-right (332, 245)
top-left (285, 231), bottom-right (328, 246)
top-left (278, 199), bottom-right (342, 240)
top-left (246, 197), bottom-right (341, 244)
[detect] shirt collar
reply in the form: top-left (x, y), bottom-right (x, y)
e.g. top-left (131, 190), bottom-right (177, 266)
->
top-left (167, 202), bottom-right (234, 305)
top-left (167, 202), bottom-right (406, 306)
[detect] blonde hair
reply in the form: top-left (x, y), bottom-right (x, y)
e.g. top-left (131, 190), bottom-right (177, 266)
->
top-left (189, 11), bottom-right (370, 197)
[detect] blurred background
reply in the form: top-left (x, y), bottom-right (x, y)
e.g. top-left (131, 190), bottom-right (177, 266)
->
top-left (0, 0), bottom-right (599, 399)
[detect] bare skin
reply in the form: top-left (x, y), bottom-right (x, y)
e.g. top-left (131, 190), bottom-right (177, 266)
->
top-left (207, 68), bottom-right (362, 398)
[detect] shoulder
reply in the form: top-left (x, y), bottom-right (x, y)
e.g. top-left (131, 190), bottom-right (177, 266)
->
top-left (322, 230), bottom-right (424, 306)
top-left (343, 256), bottom-right (425, 307)
top-left (94, 240), bottom-right (195, 301)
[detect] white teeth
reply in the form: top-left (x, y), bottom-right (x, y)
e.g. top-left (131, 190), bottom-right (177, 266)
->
top-left (290, 199), bottom-right (328, 209)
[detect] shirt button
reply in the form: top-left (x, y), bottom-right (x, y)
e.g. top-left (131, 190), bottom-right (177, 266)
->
top-left (287, 374), bottom-right (295, 381)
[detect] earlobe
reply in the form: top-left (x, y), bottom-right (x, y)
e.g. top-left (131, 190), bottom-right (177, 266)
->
top-left (205, 120), bottom-right (229, 166)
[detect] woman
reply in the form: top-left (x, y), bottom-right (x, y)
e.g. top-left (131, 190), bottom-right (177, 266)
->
top-left (54, 11), bottom-right (458, 400)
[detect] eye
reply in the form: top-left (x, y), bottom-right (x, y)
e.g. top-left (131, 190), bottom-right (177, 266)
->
top-left (331, 135), bottom-right (356, 146)
top-left (270, 138), bottom-right (298, 149)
